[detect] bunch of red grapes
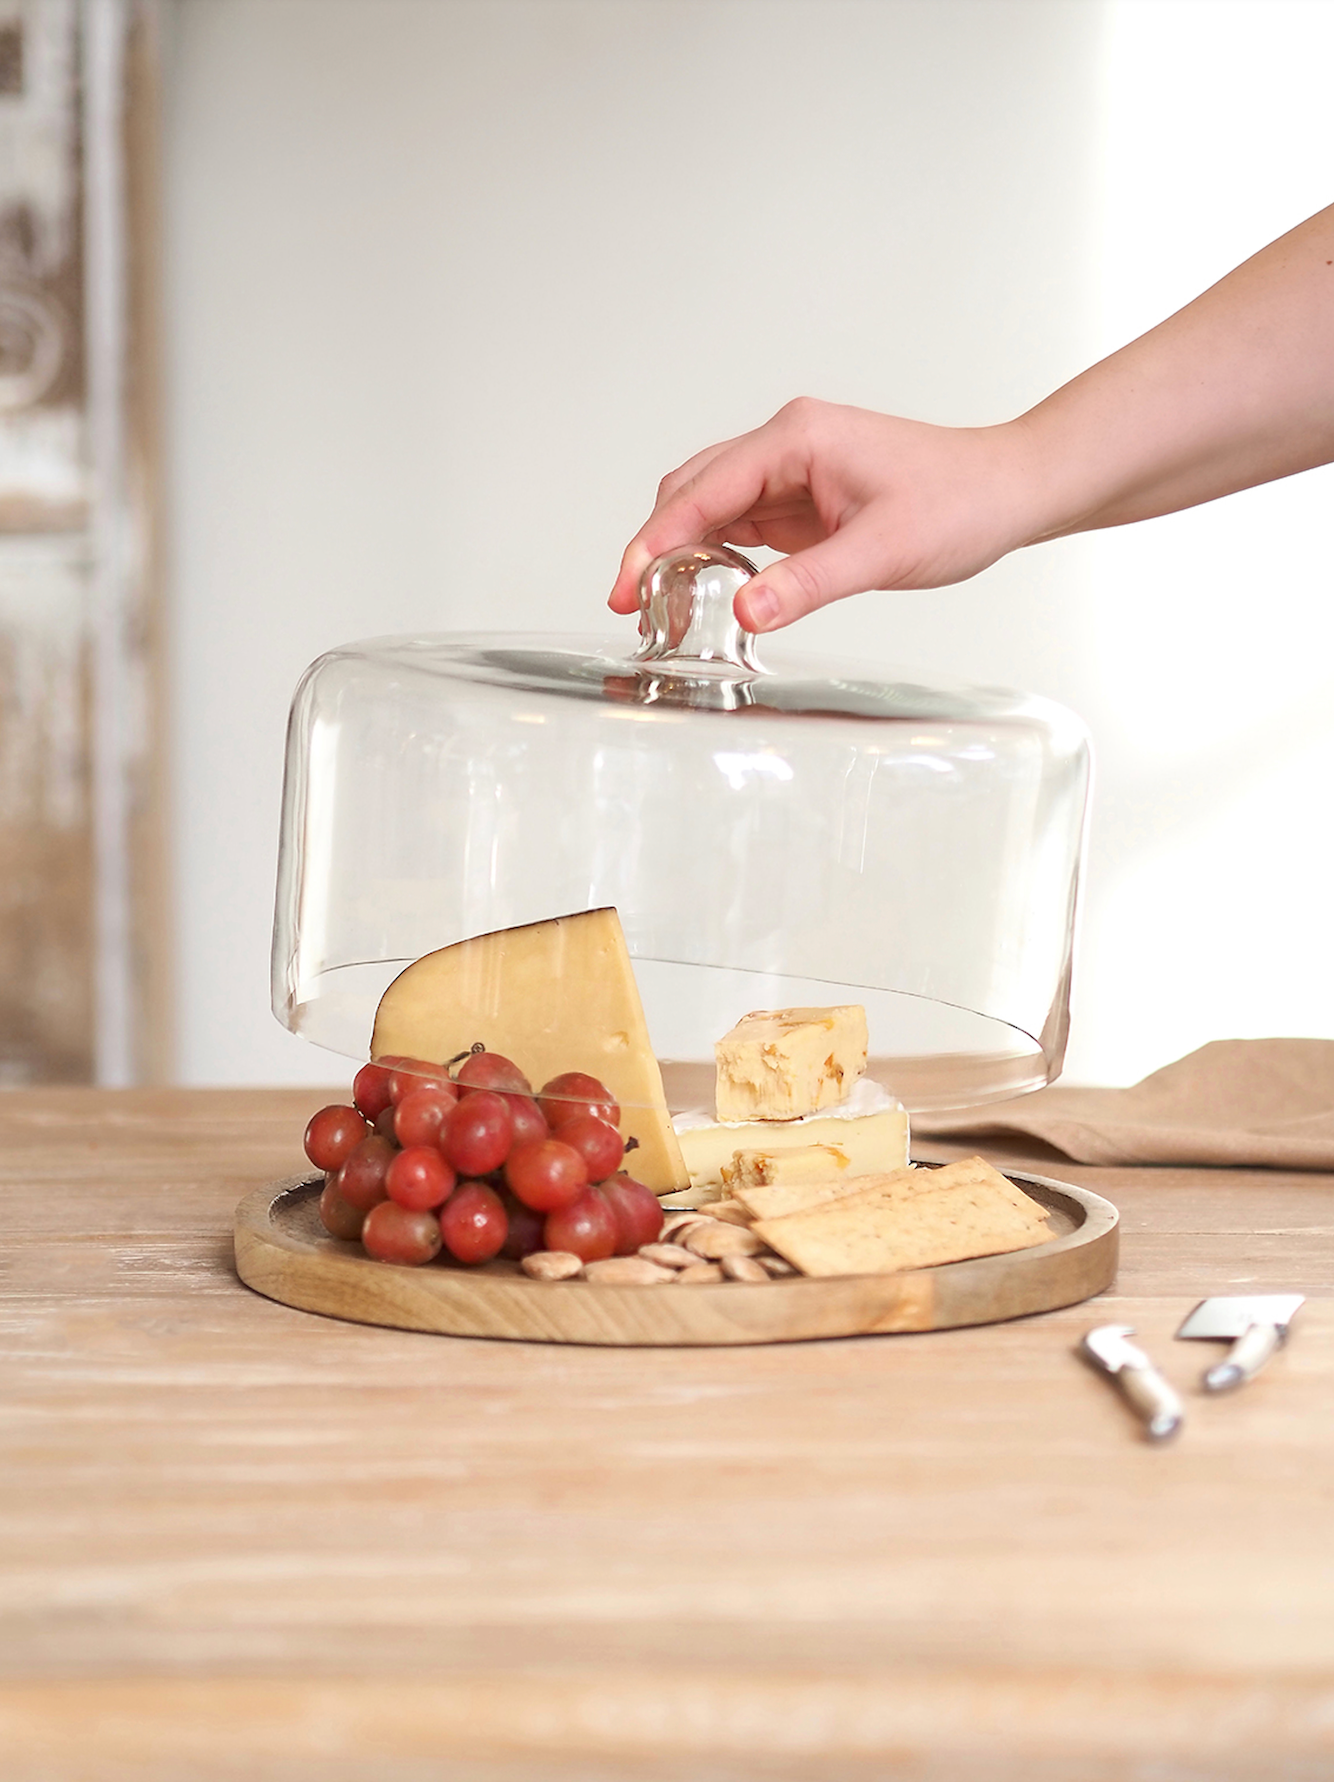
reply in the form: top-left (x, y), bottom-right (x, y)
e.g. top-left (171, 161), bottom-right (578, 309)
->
top-left (304, 1049), bottom-right (664, 1269)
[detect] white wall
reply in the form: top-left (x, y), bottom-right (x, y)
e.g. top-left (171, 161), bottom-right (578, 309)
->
top-left (163, 0), bottom-right (1333, 1089)
top-left (1072, 0), bottom-right (1334, 1080)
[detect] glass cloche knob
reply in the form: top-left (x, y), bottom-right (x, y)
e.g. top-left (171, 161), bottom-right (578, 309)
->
top-left (633, 544), bottom-right (763, 672)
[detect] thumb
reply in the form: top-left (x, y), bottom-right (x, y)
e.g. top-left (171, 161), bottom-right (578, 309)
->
top-left (734, 526), bottom-right (883, 632)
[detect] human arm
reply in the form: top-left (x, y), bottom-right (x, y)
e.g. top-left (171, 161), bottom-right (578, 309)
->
top-left (609, 202), bottom-right (1334, 634)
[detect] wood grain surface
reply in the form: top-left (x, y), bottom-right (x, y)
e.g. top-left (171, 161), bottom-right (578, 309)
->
top-left (233, 1170), bottom-right (1117, 1346)
top-left (2, 1088), bottom-right (1333, 1781)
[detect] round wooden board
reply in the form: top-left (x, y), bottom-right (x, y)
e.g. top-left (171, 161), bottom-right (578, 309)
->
top-left (233, 1168), bottom-right (1118, 1347)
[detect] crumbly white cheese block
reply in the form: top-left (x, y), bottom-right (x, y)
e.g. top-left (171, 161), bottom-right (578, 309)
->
top-left (714, 1004), bottom-right (868, 1121)
top-left (370, 907), bottom-right (688, 1193)
top-left (673, 1078), bottom-right (909, 1191)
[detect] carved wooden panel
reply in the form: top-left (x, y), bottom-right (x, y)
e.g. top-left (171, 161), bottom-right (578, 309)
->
top-left (0, 0), bottom-right (165, 1085)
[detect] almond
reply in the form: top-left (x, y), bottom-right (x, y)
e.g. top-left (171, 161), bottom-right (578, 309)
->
top-left (683, 1222), bottom-right (763, 1259)
top-left (757, 1253), bottom-right (798, 1276)
top-left (638, 1242), bottom-right (697, 1269)
top-left (582, 1256), bottom-right (676, 1285)
top-left (674, 1262), bottom-right (725, 1284)
top-left (721, 1254), bottom-right (769, 1283)
top-left (659, 1211), bottom-right (711, 1240)
top-left (520, 1251), bottom-right (584, 1281)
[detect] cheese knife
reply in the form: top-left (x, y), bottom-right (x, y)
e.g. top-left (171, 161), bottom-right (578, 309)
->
top-left (1079, 1324), bottom-right (1184, 1442)
top-left (1175, 1294), bottom-right (1305, 1393)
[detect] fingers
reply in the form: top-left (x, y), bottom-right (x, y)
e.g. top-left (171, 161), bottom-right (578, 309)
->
top-left (654, 437), bottom-right (736, 505)
top-left (733, 518), bottom-right (889, 632)
top-left (608, 399), bottom-right (894, 629)
top-left (608, 428), bottom-right (785, 614)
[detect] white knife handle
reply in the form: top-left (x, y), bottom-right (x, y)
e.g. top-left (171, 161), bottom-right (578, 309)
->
top-left (1118, 1364), bottom-right (1184, 1442)
top-left (1203, 1321), bottom-right (1282, 1393)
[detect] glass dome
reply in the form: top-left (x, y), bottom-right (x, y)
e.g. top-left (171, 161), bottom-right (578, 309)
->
top-left (272, 546), bottom-right (1090, 1115)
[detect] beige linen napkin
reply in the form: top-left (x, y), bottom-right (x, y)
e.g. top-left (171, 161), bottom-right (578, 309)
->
top-left (912, 1039), bottom-right (1334, 1170)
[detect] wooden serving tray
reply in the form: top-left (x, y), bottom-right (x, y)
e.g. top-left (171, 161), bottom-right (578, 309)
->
top-left (233, 1167), bottom-right (1118, 1347)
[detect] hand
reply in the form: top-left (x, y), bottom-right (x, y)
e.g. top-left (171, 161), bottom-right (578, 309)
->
top-left (610, 204), bottom-right (1334, 635)
top-left (609, 398), bottom-right (1039, 633)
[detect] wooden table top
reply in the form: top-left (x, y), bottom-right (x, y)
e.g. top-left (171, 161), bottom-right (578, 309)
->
top-left (2, 1088), bottom-right (1332, 1781)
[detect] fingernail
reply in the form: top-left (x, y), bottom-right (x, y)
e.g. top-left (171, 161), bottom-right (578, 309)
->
top-left (745, 584), bottom-right (779, 629)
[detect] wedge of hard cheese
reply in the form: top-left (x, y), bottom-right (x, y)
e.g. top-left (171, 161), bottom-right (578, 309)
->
top-left (752, 1156), bottom-right (1052, 1279)
top-left (370, 908), bottom-right (689, 1192)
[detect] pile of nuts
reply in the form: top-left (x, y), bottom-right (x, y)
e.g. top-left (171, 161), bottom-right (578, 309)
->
top-left (520, 1203), bottom-right (798, 1284)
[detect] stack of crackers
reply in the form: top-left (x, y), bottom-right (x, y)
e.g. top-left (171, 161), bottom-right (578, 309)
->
top-left (709, 1154), bottom-right (1054, 1278)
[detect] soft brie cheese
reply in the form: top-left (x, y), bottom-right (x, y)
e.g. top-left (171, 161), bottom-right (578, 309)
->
top-left (714, 1004), bottom-right (868, 1121)
top-left (722, 1143), bottom-right (853, 1192)
top-left (673, 1078), bottom-right (909, 1191)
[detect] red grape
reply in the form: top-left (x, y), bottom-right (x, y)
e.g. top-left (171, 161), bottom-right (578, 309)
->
top-left (507, 1094), bottom-right (549, 1150)
top-left (538, 1071), bottom-right (619, 1130)
top-left (505, 1137), bottom-right (588, 1212)
top-left (334, 1134), bottom-right (397, 1212)
top-left (374, 1106), bottom-right (399, 1140)
top-left (393, 1081), bottom-right (458, 1148)
top-left (362, 1200), bottom-right (443, 1266)
top-left (318, 1178), bottom-right (366, 1241)
top-left (304, 1104), bottom-right (370, 1172)
top-left (557, 1114), bottom-right (624, 1183)
top-left (352, 1058), bottom-right (407, 1121)
top-left (455, 1049), bottom-right (532, 1096)
top-left (544, 1189), bottom-right (618, 1262)
top-left (498, 1192), bottom-right (546, 1259)
top-left (598, 1173), bottom-right (664, 1255)
top-left (386, 1057), bottom-right (449, 1105)
top-left (439, 1181), bottom-right (508, 1264)
top-left (443, 1091), bottom-right (513, 1176)
top-left (386, 1145), bottom-right (456, 1211)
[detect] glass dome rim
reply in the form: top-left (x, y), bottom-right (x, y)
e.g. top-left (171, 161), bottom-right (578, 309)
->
top-left (277, 958), bottom-right (1063, 1117)
top-left (302, 626), bottom-right (1092, 741)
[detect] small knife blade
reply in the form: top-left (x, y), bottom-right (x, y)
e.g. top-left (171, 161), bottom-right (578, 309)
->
top-left (1079, 1324), bottom-right (1183, 1442)
top-left (1176, 1294), bottom-right (1305, 1393)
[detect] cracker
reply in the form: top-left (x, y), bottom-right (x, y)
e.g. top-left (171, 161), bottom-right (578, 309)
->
top-left (752, 1157), bottom-right (1051, 1279)
top-left (733, 1164), bottom-right (919, 1223)
top-left (921, 1156), bottom-right (1051, 1231)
